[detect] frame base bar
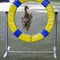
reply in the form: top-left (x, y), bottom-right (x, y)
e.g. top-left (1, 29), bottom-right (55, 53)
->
top-left (8, 51), bottom-right (53, 54)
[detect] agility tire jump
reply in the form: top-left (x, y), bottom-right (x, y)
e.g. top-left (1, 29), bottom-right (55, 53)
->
top-left (8, 0), bottom-right (55, 43)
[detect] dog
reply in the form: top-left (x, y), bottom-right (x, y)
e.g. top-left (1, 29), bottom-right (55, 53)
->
top-left (22, 6), bottom-right (33, 31)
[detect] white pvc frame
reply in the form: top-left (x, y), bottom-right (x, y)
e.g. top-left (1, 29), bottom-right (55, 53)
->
top-left (3, 11), bottom-right (58, 58)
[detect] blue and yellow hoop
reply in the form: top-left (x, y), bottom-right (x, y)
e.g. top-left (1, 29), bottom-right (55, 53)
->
top-left (8, 0), bottom-right (55, 43)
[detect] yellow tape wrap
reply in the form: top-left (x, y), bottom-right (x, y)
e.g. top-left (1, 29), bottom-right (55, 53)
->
top-left (32, 33), bottom-right (44, 42)
top-left (19, 33), bottom-right (31, 42)
top-left (45, 4), bottom-right (55, 32)
top-left (35, 0), bottom-right (43, 3)
top-left (20, 0), bottom-right (28, 3)
top-left (8, 4), bottom-right (17, 33)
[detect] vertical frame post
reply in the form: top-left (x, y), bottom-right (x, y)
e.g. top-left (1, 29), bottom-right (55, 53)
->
top-left (3, 12), bottom-right (10, 58)
top-left (54, 12), bottom-right (58, 58)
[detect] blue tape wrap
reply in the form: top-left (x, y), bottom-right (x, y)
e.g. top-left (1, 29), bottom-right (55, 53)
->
top-left (41, 29), bottom-right (49, 37)
top-left (14, 29), bottom-right (22, 38)
top-left (13, 0), bottom-right (22, 8)
top-left (41, 0), bottom-right (50, 7)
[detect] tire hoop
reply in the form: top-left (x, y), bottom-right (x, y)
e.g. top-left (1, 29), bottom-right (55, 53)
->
top-left (8, 0), bottom-right (55, 43)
